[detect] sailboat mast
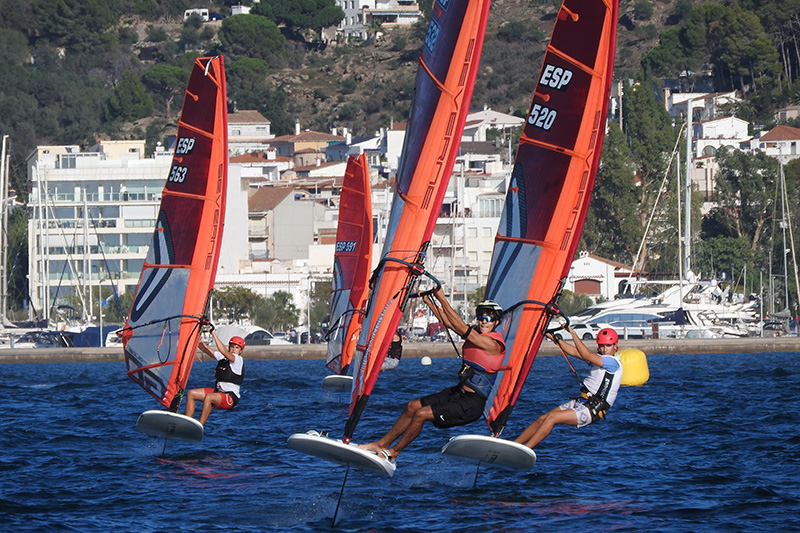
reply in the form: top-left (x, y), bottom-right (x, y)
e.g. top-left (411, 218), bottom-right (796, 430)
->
top-left (0, 135), bottom-right (7, 325)
top-left (677, 149), bottom-right (683, 284)
top-left (779, 157), bottom-right (800, 313)
top-left (684, 99), bottom-right (692, 276)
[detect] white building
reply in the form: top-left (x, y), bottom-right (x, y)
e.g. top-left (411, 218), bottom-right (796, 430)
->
top-left (565, 251), bottom-right (637, 301)
top-left (743, 124), bottom-right (800, 163)
top-left (25, 139), bottom-right (251, 322)
top-left (462, 107), bottom-right (524, 143)
top-left (26, 140), bottom-right (171, 320)
top-left (335, 0), bottom-right (422, 40)
top-left (664, 89), bottom-right (740, 122)
top-left (228, 110), bottom-right (274, 156)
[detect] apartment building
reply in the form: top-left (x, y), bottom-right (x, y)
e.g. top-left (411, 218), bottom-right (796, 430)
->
top-left (26, 141), bottom-right (172, 320)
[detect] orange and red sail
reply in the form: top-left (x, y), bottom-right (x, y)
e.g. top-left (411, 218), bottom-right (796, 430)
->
top-left (344, 0), bottom-right (491, 441)
top-left (123, 56), bottom-right (228, 411)
top-left (483, 0), bottom-right (619, 435)
top-left (326, 154), bottom-right (373, 375)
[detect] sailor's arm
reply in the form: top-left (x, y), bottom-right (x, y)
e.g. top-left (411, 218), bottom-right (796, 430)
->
top-left (423, 287), bottom-right (469, 336)
top-left (211, 331), bottom-right (235, 361)
top-left (567, 326), bottom-right (603, 366)
top-left (198, 339), bottom-right (214, 357)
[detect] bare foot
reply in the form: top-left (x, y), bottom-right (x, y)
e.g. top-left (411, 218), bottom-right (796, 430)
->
top-left (357, 442), bottom-right (383, 453)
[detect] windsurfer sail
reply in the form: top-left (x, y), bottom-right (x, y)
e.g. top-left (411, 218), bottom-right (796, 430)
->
top-left (325, 154), bottom-right (373, 378)
top-left (122, 56), bottom-right (228, 412)
top-left (343, 0), bottom-right (491, 443)
top-left (481, 0), bottom-right (619, 437)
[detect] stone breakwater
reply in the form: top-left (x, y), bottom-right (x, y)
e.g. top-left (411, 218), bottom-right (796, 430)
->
top-left (1, 337), bottom-right (799, 364)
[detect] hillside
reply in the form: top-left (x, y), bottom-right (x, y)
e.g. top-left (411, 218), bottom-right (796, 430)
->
top-left (258, 0), bottom-right (682, 137)
top-left (0, 0), bottom-right (710, 184)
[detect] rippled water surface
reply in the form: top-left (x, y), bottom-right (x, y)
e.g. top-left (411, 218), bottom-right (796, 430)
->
top-left (2, 351), bottom-right (799, 531)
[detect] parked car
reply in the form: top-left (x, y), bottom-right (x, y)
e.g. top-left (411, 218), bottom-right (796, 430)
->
top-left (300, 331), bottom-right (324, 344)
top-left (243, 330), bottom-right (275, 346)
top-left (554, 322), bottom-right (612, 340)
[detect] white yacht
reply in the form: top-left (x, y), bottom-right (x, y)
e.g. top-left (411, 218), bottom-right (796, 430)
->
top-left (569, 276), bottom-right (760, 339)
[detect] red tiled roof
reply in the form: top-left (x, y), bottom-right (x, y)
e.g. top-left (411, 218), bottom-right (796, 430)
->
top-left (228, 110), bottom-right (270, 124)
top-left (760, 124), bottom-right (800, 141)
top-left (271, 131), bottom-right (344, 142)
top-left (248, 186), bottom-right (293, 211)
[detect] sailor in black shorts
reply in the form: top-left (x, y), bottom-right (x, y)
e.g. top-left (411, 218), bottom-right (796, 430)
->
top-left (358, 287), bottom-right (506, 463)
top-left (421, 385), bottom-right (486, 429)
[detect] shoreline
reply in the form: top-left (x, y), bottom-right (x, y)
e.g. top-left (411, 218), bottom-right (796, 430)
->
top-left (2, 336), bottom-right (799, 364)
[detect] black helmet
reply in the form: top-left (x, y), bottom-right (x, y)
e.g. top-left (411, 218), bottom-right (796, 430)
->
top-left (476, 300), bottom-right (503, 320)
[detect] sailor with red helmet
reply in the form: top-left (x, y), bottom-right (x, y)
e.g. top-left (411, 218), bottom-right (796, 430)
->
top-left (515, 325), bottom-right (623, 449)
top-left (185, 330), bottom-right (245, 426)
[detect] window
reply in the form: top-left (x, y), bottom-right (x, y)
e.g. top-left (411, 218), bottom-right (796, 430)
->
top-left (478, 197), bottom-right (503, 217)
top-left (60, 154), bottom-right (77, 169)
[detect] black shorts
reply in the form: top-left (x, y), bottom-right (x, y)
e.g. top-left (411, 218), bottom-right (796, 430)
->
top-left (420, 385), bottom-right (486, 429)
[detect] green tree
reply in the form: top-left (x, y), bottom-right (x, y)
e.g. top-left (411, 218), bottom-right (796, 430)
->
top-left (213, 286), bottom-right (263, 323)
top-left (96, 285), bottom-right (132, 324)
top-left (693, 235), bottom-right (756, 290)
top-left (703, 147), bottom-right (779, 251)
top-left (309, 280), bottom-right (332, 330)
top-left (141, 64), bottom-right (190, 118)
top-left (583, 124), bottom-right (640, 264)
top-left (622, 79), bottom-right (678, 272)
top-left (634, 1), bottom-right (654, 21)
top-left (105, 70), bottom-right (155, 122)
top-left (0, 29), bottom-right (29, 66)
top-left (557, 290), bottom-right (596, 316)
top-left (252, 0), bottom-right (345, 40)
top-left (218, 14), bottom-right (285, 66)
top-left (28, 0), bottom-right (119, 51)
top-left (226, 57), bottom-right (270, 96)
top-left (254, 291), bottom-right (300, 332)
top-left (5, 208), bottom-right (30, 316)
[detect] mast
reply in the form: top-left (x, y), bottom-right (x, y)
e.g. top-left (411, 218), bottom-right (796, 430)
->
top-left (83, 189), bottom-right (91, 323)
top-left (0, 135), bottom-right (7, 325)
top-left (684, 98), bottom-right (692, 276)
top-left (779, 156), bottom-right (800, 314)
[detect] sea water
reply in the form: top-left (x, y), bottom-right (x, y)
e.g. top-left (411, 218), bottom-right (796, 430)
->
top-left (1, 351), bottom-right (799, 532)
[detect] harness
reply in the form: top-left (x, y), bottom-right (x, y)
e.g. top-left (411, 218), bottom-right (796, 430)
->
top-left (387, 339), bottom-right (402, 360)
top-left (215, 357), bottom-right (244, 387)
top-left (579, 369), bottom-right (614, 419)
top-left (458, 362), bottom-right (496, 399)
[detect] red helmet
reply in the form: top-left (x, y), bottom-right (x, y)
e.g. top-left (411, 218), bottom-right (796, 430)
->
top-left (596, 328), bottom-right (618, 345)
top-left (229, 336), bottom-right (245, 349)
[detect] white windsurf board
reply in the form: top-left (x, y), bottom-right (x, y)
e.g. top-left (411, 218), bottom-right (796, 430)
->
top-left (287, 432), bottom-right (396, 477)
top-left (136, 410), bottom-right (204, 443)
top-left (321, 374), bottom-right (353, 392)
top-left (442, 434), bottom-right (536, 471)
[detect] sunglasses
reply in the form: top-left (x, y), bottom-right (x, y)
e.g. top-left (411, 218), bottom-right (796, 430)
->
top-left (476, 315), bottom-right (496, 323)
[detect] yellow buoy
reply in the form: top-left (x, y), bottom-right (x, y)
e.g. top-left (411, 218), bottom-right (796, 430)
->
top-left (619, 348), bottom-right (649, 386)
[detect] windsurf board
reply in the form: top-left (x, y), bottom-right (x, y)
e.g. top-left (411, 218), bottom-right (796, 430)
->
top-left (441, 434), bottom-right (536, 471)
top-left (287, 432), bottom-right (395, 477)
top-left (136, 410), bottom-right (204, 443)
top-left (321, 375), bottom-right (353, 392)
